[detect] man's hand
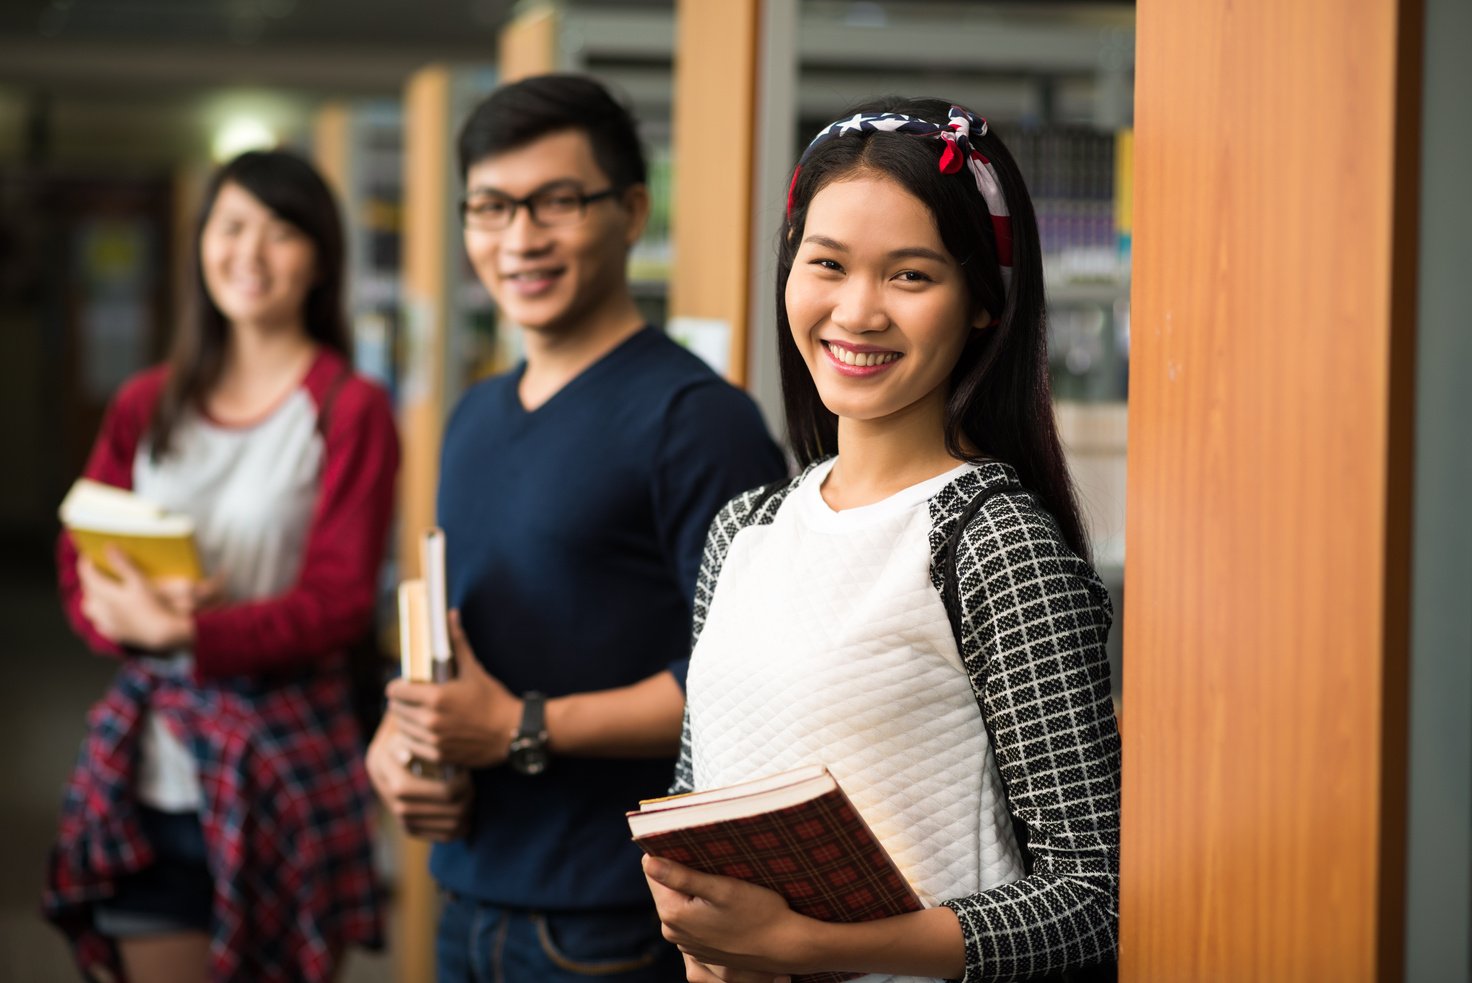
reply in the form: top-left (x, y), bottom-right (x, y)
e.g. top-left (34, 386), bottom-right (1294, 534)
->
top-left (78, 549), bottom-right (194, 650)
top-left (366, 715), bottom-right (471, 841)
top-left (387, 610), bottom-right (523, 768)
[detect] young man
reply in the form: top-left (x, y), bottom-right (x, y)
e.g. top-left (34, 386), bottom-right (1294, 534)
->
top-left (365, 74), bottom-right (786, 981)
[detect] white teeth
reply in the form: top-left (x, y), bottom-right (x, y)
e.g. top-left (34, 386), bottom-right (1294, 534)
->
top-left (827, 342), bottom-right (898, 367)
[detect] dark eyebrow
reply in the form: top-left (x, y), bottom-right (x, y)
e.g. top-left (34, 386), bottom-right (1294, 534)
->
top-left (465, 178), bottom-right (584, 198)
top-left (802, 234), bottom-right (848, 251)
top-left (887, 246), bottom-right (952, 264)
top-left (802, 234), bottom-right (951, 265)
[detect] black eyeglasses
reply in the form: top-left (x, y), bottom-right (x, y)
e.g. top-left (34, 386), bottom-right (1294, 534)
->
top-left (459, 186), bottom-right (622, 231)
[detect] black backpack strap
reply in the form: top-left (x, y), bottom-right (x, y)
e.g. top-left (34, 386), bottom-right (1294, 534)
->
top-left (314, 366), bottom-right (352, 439)
top-left (941, 481), bottom-right (1024, 652)
top-left (744, 476), bottom-right (794, 525)
top-left (310, 365), bottom-right (387, 744)
top-left (941, 480), bottom-right (1029, 874)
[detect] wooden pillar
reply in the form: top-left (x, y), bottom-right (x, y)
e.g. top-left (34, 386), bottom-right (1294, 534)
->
top-left (1121, 1), bottom-right (1423, 980)
top-left (669, 0), bottom-right (761, 385)
top-left (311, 101), bottom-right (352, 204)
top-left (498, 2), bottom-right (560, 83)
top-left (392, 62), bottom-right (456, 983)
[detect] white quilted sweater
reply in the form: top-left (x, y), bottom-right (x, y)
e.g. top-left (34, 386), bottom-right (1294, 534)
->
top-left (687, 460), bottom-right (1025, 983)
top-left (675, 459), bottom-right (1121, 983)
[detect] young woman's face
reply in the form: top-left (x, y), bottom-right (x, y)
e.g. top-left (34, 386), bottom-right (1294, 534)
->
top-left (199, 181), bottom-right (318, 332)
top-left (786, 173), bottom-right (982, 428)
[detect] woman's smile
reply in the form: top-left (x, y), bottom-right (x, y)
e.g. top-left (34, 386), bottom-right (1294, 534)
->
top-left (821, 339), bottom-right (904, 374)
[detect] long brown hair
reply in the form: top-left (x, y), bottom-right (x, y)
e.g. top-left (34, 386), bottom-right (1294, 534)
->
top-left (149, 149), bottom-right (349, 460)
top-left (777, 97), bottom-right (1090, 561)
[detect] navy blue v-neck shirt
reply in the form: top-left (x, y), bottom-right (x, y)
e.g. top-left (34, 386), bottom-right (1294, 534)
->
top-left (430, 326), bottom-right (785, 910)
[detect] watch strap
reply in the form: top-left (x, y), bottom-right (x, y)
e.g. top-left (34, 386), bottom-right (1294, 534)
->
top-left (518, 691), bottom-right (547, 740)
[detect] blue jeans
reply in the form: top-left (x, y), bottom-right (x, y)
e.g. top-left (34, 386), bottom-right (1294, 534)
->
top-left (436, 892), bottom-right (685, 983)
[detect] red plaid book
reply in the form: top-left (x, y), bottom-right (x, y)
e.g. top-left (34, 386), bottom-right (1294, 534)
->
top-left (628, 764), bottom-right (922, 983)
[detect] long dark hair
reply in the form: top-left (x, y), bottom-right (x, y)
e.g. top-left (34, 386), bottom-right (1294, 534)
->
top-left (777, 96), bottom-right (1089, 561)
top-left (149, 149), bottom-right (349, 460)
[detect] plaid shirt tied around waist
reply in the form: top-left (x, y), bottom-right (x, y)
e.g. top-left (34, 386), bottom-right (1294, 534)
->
top-left (44, 657), bottom-right (384, 983)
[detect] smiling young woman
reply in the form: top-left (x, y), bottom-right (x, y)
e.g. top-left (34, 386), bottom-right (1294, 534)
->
top-left (643, 99), bottom-right (1121, 983)
top-left (47, 150), bottom-right (397, 983)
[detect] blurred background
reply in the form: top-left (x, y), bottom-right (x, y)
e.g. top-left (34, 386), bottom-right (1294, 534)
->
top-left (0, 1), bottom-right (1136, 979)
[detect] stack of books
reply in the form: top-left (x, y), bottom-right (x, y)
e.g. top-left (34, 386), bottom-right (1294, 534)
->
top-left (399, 528), bottom-right (457, 780)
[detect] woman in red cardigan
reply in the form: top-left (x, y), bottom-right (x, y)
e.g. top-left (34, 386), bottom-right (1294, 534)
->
top-left (48, 149), bottom-right (398, 983)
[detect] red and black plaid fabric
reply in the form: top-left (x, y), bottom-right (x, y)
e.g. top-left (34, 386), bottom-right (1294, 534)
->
top-left (44, 658), bottom-right (384, 983)
top-left (635, 786), bottom-right (921, 983)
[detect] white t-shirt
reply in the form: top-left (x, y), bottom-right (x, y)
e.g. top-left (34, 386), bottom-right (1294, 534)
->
top-left (132, 388), bottom-right (323, 810)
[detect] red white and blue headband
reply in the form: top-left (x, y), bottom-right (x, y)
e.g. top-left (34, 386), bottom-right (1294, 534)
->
top-left (787, 105), bottom-right (1013, 313)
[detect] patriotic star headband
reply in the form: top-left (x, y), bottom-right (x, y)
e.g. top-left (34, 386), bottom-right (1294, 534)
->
top-left (787, 105), bottom-right (1013, 315)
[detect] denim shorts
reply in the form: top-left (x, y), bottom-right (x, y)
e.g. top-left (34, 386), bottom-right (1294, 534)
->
top-left (92, 806), bottom-right (214, 937)
top-left (436, 891), bottom-right (685, 983)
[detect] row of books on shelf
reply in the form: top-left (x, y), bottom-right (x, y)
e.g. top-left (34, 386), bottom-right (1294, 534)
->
top-left (59, 480), bottom-right (934, 983)
top-left (1036, 198), bottom-right (1118, 257)
top-left (1007, 126), bottom-right (1119, 202)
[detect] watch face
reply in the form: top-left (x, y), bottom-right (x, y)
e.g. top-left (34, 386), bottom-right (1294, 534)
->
top-left (509, 738), bottom-right (549, 775)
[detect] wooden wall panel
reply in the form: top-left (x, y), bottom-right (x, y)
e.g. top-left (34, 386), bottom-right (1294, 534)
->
top-left (392, 62), bottom-right (453, 983)
top-left (1122, 1), bottom-right (1421, 980)
top-left (311, 101), bottom-right (351, 204)
top-left (498, 3), bottom-right (558, 84)
top-left (670, 0), bottom-right (760, 384)
top-left (399, 65), bottom-right (451, 575)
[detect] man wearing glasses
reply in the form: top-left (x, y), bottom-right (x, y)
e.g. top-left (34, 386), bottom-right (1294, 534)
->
top-left (365, 74), bottom-right (785, 981)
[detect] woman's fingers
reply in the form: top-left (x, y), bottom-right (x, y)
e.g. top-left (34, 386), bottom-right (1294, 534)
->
top-left (644, 855), bottom-right (730, 902)
top-left (104, 546), bottom-right (148, 589)
top-left (680, 956), bottom-right (789, 983)
top-left (194, 572), bottom-right (228, 609)
top-left (153, 577), bottom-right (199, 614)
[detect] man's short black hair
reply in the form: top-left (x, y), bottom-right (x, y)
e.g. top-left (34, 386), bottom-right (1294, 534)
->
top-left (457, 73), bottom-right (647, 189)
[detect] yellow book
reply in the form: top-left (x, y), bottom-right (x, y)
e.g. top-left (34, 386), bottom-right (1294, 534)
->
top-left (60, 478), bottom-right (202, 581)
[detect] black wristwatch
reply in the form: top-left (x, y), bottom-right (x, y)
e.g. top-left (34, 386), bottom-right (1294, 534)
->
top-left (508, 691), bottom-right (550, 775)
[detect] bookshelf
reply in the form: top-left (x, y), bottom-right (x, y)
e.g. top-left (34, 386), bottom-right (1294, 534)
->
top-left (496, 0), bottom-right (1135, 613)
top-left (312, 100), bottom-right (404, 395)
top-left (312, 101), bottom-right (408, 651)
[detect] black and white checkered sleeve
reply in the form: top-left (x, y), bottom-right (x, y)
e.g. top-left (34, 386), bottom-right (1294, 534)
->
top-left (935, 488), bottom-right (1121, 983)
top-left (671, 482), bottom-right (786, 795)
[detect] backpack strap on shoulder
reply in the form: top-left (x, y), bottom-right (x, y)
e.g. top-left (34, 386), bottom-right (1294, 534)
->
top-left (941, 478), bottom-right (1043, 876)
top-left (315, 367), bottom-right (353, 440)
top-left (743, 475), bottom-right (794, 526)
top-left (308, 364), bottom-right (383, 743)
top-left (942, 481), bottom-right (1024, 653)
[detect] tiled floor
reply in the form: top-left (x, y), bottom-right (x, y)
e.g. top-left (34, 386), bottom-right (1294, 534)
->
top-left (0, 543), bottom-right (395, 982)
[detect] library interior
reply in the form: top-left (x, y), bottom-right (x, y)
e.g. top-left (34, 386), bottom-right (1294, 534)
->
top-left (0, 1), bottom-right (1466, 981)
